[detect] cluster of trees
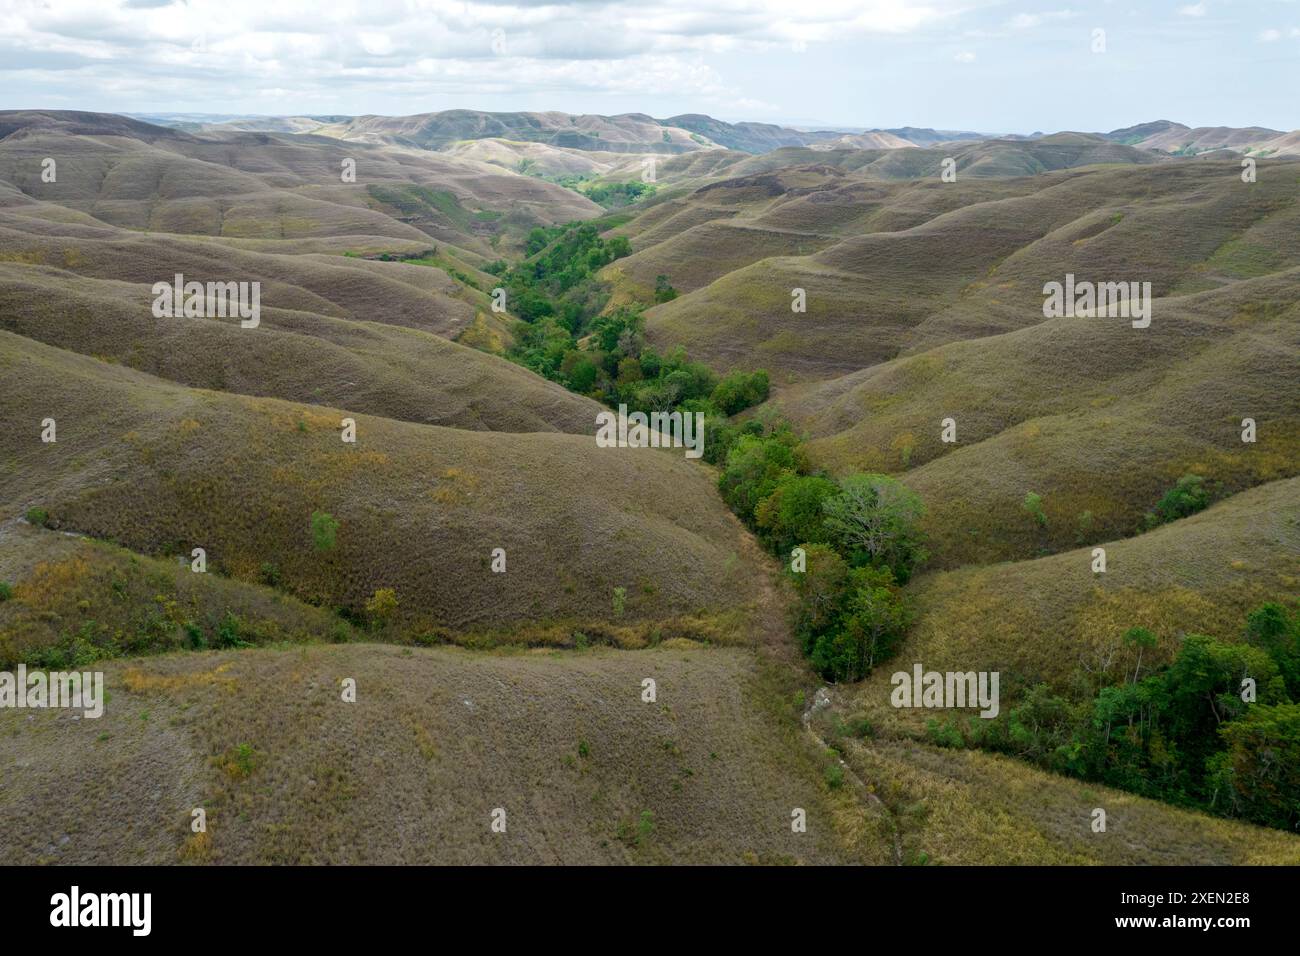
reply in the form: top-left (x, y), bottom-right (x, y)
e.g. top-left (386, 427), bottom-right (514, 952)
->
top-left (490, 223), bottom-right (632, 327)
top-left (1140, 473), bottom-right (1215, 531)
top-left (937, 603), bottom-right (1300, 832)
top-left (499, 224), bottom-right (769, 419)
top-left (713, 421), bottom-right (927, 682)
top-left (582, 180), bottom-right (656, 208)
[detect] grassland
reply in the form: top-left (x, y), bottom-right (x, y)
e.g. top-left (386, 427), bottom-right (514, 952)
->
top-left (2, 109), bottom-right (1297, 865)
top-left (0, 332), bottom-right (767, 640)
top-left (637, 160), bottom-right (1300, 382)
top-left (0, 643), bottom-right (836, 864)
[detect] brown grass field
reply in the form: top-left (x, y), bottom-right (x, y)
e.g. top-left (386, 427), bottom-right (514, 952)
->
top-left (1, 109), bottom-right (1296, 865)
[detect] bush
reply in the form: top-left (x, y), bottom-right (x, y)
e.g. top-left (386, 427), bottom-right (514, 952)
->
top-left (215, 612), bottom-right (251, 649)
top-left (365, 588), bottom-right (399, 627)
top-left (0, 582), bottom-right (12, 602)
top-left (653, 274), bottom-right (678, 303)
top-left (310, 511), bottom-right (340, 552)
top-left (1141, 473), bottom-right (1213, 530)
top-left (24, 507), bottom-right (49, 527)
top-left (258, 562), bottom-right (282, 588)
top-left (1022, 492), bottom-right (1047, 527)
top-left (710, 369), bottom-right (770, 416)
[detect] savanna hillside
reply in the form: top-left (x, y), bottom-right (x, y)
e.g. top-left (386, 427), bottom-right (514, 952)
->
top-left (0, 109), bottom-right (1296, 864)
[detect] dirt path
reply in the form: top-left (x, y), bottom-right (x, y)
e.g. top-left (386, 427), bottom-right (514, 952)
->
top-left (728, 512), bottom-right (904, 864)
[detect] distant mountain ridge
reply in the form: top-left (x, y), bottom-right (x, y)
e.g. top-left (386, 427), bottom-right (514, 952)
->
top-left (48, 109), bottom-right (1300, 159)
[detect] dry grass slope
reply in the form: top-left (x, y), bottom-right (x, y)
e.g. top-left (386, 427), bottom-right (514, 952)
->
top-left (0, 333), bottom-right (767, 638)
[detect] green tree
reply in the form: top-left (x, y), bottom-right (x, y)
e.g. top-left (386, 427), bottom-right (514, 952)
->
top-left (365, 588), bottom-right (399, 627)
top-left (788, 544), bottom-right (849, 655)
top-left (814, 566), bottom-right (910, 681)
top-left (560, 352), bottom-right (599, 393)
top-left (1124, 626), bottom-right (1158, 683)
top-left (1142, 473), bottom-right (1213, 529)
top-left (717, 434), bottom-right (799, 524)
top-left (1244, 602), bottom-right (1300, 699)
top-left (821, 474), bottom-right (928, 582)
top-left (1209, 703), bottom-right (1300, 830)
top-left (710, 369), bottom-right (770, 416)
top-left (754, 474), bottom-right (837, 555)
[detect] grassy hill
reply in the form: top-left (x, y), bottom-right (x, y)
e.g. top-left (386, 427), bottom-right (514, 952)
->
top-left (0, 249), bottom-right (602, 434)
top-left (887, 477), bottom-right (1300, 695)
top-left (2, 109), bottom-right (1297, 865)
top-left (0, 110), bottom-right (601, 256)
top-left (771, 272), bottom-right (1300, 566)
top-left (315, 110), bottom-right (714, 155)
top-left (638, 159), bottom-right (1300, 384)
top-left (2, 520), bottom-right (1292, 866)
top-left (0, 333), bottom-right (767, 639)
top-left (0, 640), bottom-right (861, 864)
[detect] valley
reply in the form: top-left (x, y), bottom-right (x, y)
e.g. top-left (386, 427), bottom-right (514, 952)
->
top-left (0, 105), bottom-right (1296, 866)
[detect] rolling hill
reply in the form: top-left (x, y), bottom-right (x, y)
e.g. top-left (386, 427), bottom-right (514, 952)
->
top-left (1, 107), bottom-right (1296, 867)
top-left (0, 332), bottom-right (767, 639)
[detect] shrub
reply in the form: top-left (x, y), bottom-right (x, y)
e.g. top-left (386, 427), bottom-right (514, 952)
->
top-left (1022, 492), bottom-right (1047, 527)
top-left (710, 369), bottom-right (770, 416)
top-left (215, 612), bottom-right (251, 649)
top-left (636, 810), bottom-right (655, 845)
top-left (221, 743), bottom-right (260, 780)
top-left (612, 587), bottom-right (627, 617)
top-left (24, 507), bottom-right (49, 527)
top-left (1141, 473), bottom-right (1213, 530)
top-left (365, 588), bottom-right (399, 627)
top-left (259, 562), bottom-right (282, 588)
top-left (653, 274), bottom-right (678, 303)
top-left (310, 511), bottom-right (340, 551)
top-left (0, 582), bottom-right (12, 602)
top-left (183, 620), bottom-right (206, 650)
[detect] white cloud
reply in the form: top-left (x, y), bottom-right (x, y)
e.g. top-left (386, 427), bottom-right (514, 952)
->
top-left (1178, 2), bottom-right (1207, 18)
top-left (0, 0), bottom-right (996, 112)
top-left (1007, 9), bottom-right (1078, 30)
top-left (954, 50), bottom-right (976, 62)
top-left (1259, 28), bottom-right (1282, 42)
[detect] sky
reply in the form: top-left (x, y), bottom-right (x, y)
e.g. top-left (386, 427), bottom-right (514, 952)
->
top-left (1, 0), bottom-right (1298, 133)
